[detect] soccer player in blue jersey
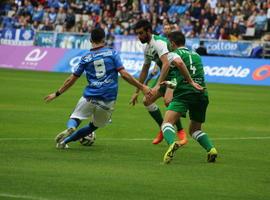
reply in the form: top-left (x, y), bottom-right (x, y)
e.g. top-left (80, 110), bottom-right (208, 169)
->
top-left (44, 27), bottom-right (150, 149)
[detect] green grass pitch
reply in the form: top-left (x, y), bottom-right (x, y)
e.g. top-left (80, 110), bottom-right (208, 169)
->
top-left (0, 68), bottom-right (270, 200)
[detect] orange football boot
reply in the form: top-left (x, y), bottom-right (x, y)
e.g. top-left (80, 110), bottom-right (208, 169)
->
top-left (177, 129), bottom-right (188, 145)
top-left (152, 130), bottom-right (163, 144)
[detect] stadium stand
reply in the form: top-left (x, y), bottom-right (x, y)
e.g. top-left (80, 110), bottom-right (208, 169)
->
top-left (0, 0), bottom-right (269, 41)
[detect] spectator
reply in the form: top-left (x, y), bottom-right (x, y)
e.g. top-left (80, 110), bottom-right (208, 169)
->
top-left (32, 4), bottom-right (44, 23)
top-left (218, 27), bottom-right (229, 40)
top-left (0, 0), bottom-right (267, 42)
top-left (70, 0), bottom-right (84, 14)
top-left (155, 0), bottom-right (168, 15)
top-left (229, 22), bottom-right (241, 41)
top-left (246, 11), bottom-right (257, 28)
top-left (48, 7), bottom-right (57, 24)
top-left (65, 8), bottom-right (75, 32)
top-left (140, 0), bottom-right (150, 14)
top-left (207, 0), bottom-right (217, 9)
top-left (196, 40), bottom-right (208, 55)
top-left (205, 26), bottom-right (216, 39)
top-left (55, 7), bottom-right (66, 26)
top-left (255, 9), bottom-right (267, 36)
top-left (182, 19), bottom-right (193, 37)
top-left (41, 18), bottom-right (54, 31)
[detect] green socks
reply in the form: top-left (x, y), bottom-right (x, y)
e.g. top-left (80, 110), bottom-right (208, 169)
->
top-left (192, 130), bottom-right (214, 152)
top-left (161, 123), bottom-right (176, 145)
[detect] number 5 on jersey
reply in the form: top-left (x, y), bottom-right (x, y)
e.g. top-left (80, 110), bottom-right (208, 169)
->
top-left (94, 59), bottom-right (106, 79)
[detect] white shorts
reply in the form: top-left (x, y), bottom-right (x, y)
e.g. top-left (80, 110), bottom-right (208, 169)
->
top-left (70, 97), bottom-right (115, 128)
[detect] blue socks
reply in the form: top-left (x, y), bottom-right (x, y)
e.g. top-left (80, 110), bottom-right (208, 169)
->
top-left (67, 118), bottom-right (80, 129)
top-left (63, 123), bottom-right (98, 144)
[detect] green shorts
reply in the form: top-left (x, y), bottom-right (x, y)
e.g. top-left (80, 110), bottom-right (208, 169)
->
top-left (167, 94), bottom-right (209, 123)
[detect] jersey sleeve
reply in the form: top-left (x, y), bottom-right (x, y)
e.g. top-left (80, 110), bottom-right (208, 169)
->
top-left (167, 52), bottom-right (181, 66)
top-left (73, 57), bottom-right (86, 77)
top-left (113, 50), bottom-right (124, 71)
top-left (153, 40), bottom-right (169, 57)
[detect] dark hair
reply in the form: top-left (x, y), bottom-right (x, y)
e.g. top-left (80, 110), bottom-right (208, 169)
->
top-left (168, 31), bottom-right (186, 46)
top-left (90, 27), bottom-right (105, 43)
top-left (199, 40), bottom-right (205, 46)
top-left (133, 19), bottom-right (152, 32)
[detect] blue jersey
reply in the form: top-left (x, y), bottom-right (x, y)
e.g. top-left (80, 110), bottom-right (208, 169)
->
top-left (74, 46), bottom-right (124, 101)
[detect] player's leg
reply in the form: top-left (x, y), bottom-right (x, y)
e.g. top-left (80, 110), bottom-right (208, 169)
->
top-left (55, 118), bottom-right (81, 143)
top-left (60, 99), bottom-right (114, 147)
top-left (189, 96), bottom-right (217, 162)
top-left (164, 87), bottom-right (188, 145)
top-left (67, 118), bottom-right (81, 130)
top-left (61, 122), bottom-right (98, 146)
top-left (143, 91), bottom-right (164, 144)
top-left (189, 121), bottom-right (217, 162)
top-left (161, 110), bottom-right (182, 164)
top-left (162, 100), bottom-right (189, 163)
top-left (56, 97), bottom-right (95, 148)
top-left (143, 90), bottom-right (164, 129)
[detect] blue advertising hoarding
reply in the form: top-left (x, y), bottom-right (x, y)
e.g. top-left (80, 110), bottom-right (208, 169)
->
top-left (0, 28), bottom-right (34, 45)
top-left (53, 49), bottom-right (88, 72)
top-left (34, 31), bottom-right (56, 47)
top-left (55, 33), bottom-right (91, 49)
top-left (202, 56), bottom-right (270, 86)
top-left (51, 47), bottom-right (269, 86)
top-left (114, 35), bottom-right (261, 58)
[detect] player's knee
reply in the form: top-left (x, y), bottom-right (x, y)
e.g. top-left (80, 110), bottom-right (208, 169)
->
top-left (189, 121), bottom-right (202, 135)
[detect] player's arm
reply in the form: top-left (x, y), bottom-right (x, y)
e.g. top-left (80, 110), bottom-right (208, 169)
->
top-left (130, 62), bottom-right (151, 105)
top-left (135, 63), bottom-right (151, 93)
top-left (156, 53), bottom-right (170, 85)
top-left (119, 68), bottom-right (150, 97)
top-left (169, 55), bottom-right (203, 91)
top-left (44, 74), bottom-right (79, 102)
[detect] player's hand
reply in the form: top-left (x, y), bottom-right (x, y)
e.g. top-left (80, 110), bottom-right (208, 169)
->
top-left (190, 81), bottom-right (204, 91)
top-left (149, 85), bottom-right (159, 98)
top-left (44, 93), bottom-right (57, 103)
top-left (129, 92), bottom-right (139, 106)
top-left (141, 85), bottom-right (152, 98)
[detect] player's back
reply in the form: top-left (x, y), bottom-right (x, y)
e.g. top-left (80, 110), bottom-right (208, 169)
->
top-left (174, 47), bottom-right (204, 79)
top-left (75, 46), bottom-right (123, 101)
top-left (173, 47), bottom-right (207, 96)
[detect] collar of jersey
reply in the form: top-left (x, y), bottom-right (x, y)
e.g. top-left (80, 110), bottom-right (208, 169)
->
top-left (90, 46), bottom-right (105, 51)
top-left (177, 47), bottom-right (189, 51)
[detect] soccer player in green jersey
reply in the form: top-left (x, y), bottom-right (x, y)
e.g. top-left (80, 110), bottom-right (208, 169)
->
top-left (130, 20), bottom-right (201, 145)
top-left (160, 31), bottom-right (218, 164)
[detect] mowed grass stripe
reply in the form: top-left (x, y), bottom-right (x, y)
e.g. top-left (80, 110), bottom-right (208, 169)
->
top-left (0, 68), bottom-right (270, 200)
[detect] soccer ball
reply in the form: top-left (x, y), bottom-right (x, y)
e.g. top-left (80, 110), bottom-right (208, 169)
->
top-left (79, 132), bottom-right (96, 146)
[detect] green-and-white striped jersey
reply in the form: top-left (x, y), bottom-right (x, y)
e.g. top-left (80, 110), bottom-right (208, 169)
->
top-left (144, 35), bottom-right (170, 68)
top-left (144, 34), bottom-right (177, 81)
top-left (172, 47), bottom-right (208, 97)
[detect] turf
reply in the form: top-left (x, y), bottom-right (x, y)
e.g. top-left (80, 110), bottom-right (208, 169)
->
top-left (0, 68), bottom-right (270, 200)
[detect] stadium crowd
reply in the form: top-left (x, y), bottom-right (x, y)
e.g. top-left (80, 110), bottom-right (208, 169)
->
top-left (0, 0), bottom-right (269, 41)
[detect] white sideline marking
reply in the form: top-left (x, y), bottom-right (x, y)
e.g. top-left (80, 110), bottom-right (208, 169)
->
top-left (0, 193), bottom-right (49, 200)
top-left (0, 136), bottom-right (270, 141)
